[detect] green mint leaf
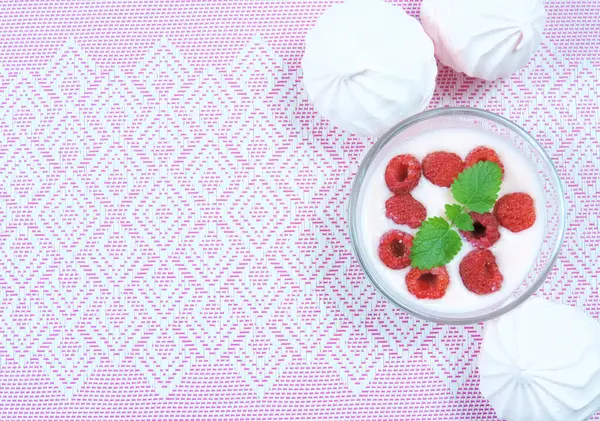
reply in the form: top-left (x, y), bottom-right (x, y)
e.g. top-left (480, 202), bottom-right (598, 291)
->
top-left (453, 212), bottom-right (474, 231)
top-left (451, 161), bottom-right (502, 213)
top-left (445, 204), bottom-right (463, 221)
top-left (410, 217), bottom-right (462, 270)
top-left (445, 204), bottom-right (474, 231)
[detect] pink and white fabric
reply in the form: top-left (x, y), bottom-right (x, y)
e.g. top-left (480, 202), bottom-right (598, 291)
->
top-left (0, 1), bottom-right (598, 419)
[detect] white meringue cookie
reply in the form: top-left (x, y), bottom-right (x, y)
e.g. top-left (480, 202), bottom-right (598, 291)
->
top-left (302, 0), bottom-right (437, 137)
top-left (420, 0), bottom-right (546, 80)
top-left (479, 297), bottom-right (600, 421)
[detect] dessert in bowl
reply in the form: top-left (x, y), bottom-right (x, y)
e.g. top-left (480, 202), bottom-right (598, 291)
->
top-left (349, 108), bottom-right (565, 324)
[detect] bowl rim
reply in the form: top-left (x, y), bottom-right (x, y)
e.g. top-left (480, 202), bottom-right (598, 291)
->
top-left (348, 107), bottom-right (566, 324)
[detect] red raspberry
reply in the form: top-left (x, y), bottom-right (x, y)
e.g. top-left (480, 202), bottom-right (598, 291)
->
top-left (460, 212), bottom-right (500, 248)
top-left (385, 194), bottom-right (427, 228)
top-left (422, 151), bottom-right (464, 187)
top-left (406, 267), bottom-right (450, 299)
top-left (493, 193), bottom-right (536, 232)
top-left (465, 146), bottom-right (505, 176)
top-left (459, 249), bottom-right (503, 295)
top-left (384, 154), bottom-right (421, 194)
top-left (378, 230), bottom-right (413, 269)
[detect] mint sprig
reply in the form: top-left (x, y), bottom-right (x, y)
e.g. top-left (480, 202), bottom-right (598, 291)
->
top-left (445, 204), bottom-right (474, 231)
top-left (409, 217), bottom-right (462, 270)
top-left (410, 161), bottom-right (502, 270)
top-left (452, 161), bottom-right (503, 213)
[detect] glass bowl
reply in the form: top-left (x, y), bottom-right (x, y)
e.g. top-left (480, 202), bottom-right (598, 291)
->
top-left (349, 107), bottom-right (566, 324)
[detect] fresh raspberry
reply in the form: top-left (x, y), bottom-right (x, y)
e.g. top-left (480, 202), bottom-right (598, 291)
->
top-left (384, 154), bottom-right (422, 194)
top-left (465, 146), bottom-right (505, 176)
top-left (385, 194), bottom-right (427, 228)
top-left (494, 193), bottom-right (536, 232)
top-left (460, 212), bottom-right (500, 248)
top-left (459, 249), bottom-right (503, 295)
top-left (406, 267), bottom-right (450, 299)
top-left (378, 230), bottom-right (414, 269)
top-left (422, 151), bottom-right (464, 187)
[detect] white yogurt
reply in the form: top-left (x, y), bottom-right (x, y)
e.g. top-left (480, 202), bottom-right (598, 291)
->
top-left (360, 127), bottom-right (546, 315)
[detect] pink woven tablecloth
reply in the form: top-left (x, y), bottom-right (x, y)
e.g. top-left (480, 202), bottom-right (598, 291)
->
top-left (0, 1), bottom-right (599, 419)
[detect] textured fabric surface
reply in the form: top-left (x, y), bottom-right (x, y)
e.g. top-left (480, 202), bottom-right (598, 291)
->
top-left (0, 1), bottom-right (599, 419)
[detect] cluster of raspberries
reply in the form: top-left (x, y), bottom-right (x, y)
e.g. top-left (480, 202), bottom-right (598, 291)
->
top-left (378, 147), bottom-right (536, 299)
